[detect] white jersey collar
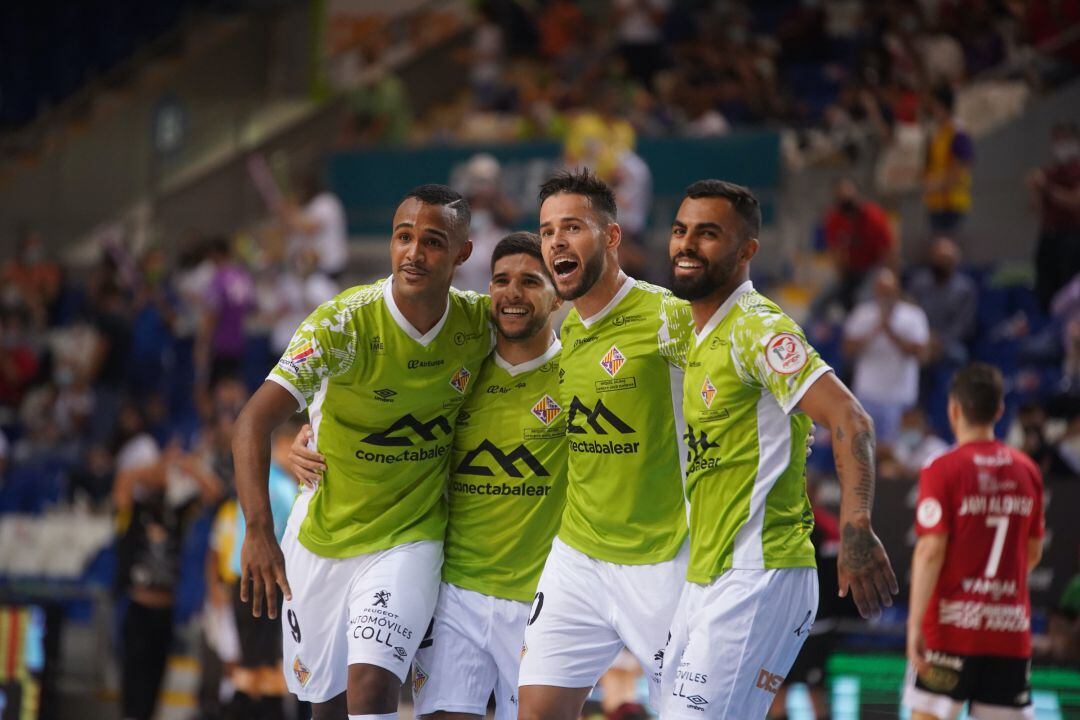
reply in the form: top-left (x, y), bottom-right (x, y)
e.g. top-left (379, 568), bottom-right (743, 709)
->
top-left (580, 276), bottom-right (636, 329)
top-left (694, 280), bottom-right (754, 346)
top-left (494, 335), bottom-right (561, 376)
top-left (383, 276), bottom-right (450, 347)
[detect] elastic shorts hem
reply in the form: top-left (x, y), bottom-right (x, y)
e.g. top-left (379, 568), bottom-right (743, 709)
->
top-left (517, 673), bottom-right (596, 689)
top-left (347, 653), bottom-right (413, 683)
top-left (291, 683), bottom-right (347, 705)
top-left (417, 702), bottom-right (487, 717)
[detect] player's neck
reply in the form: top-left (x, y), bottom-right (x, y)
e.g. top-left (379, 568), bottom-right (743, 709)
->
top-left (496, 326), bottom-right (556, 366)
top-left (573, 263), bottom-right (627, 320)
top-left (689, 273), bottom-right (751, 331)
top-left (955, 424), bottom-right (996, 445)
top-left (391, 283), bottom-right (449, 335)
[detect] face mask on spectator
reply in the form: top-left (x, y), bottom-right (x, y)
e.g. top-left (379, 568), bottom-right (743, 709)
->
top-left (1052, 140), bottom-right (1079, 164)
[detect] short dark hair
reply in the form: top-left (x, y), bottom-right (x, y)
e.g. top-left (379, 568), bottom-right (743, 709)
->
top-left (949, 362), bottom-right (1004, 425)
top-left (684, 179), bottom-right (762, 241)
top-left (538, 169), bottom-right (617, 221)
top-left (401, 184), bottom-right (471, 241)
top-left (490, 232), bottom-right (544, 272)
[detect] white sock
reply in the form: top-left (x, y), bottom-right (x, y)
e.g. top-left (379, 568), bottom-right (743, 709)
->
top-left (349, 715), bottom-right (397, 720)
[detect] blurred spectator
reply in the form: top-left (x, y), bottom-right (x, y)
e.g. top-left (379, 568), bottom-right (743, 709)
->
top-left (283, 171), bottom-right (349, 281)
top-left (923, 85), bottom-right (974, 233)
top-left (0, 308), bottom-right (40, 417)
top-left (197, 238), bottom-right (255, 390)
top-left (1051, 274), bottom-right (1080, 394)
top-left (879, 406), bottom-right (950, 480)
top-left (612, 145), bottom-right (654, 280)
top-left (1029, 122), bottom-right (1080, 311)
top-left (454, 154), bottom-right (518, 293)
top-left (269, 249), bottom-right (340, 355)
top-left (908, 237), bottom-right (977, 367)
top-left (1015, 402), bottom-right (1054, 475)
top-left (114, 404), bottom-right (161, 475)
top-left (129, 249), bottom-right (178, 397)
top-left (1, 229), bottom-right (61, 328)
top-left (224, 420), bottom-right (300, 720)
top-left (204, 497), bottom-right (241, 720)
top-left (614, 0), bottom-right (670, 87)
top-left (843, 268), bottom-right (930, 444)
top-left (0, 427), bottom-right (7, 479)
top-left (88, 275), bottom-right (132, 441)
top-left (537, 0), bottom-right (583, 60)
top-left (113, 441), bottom-right (222, 720)
top-left (812, 178), bottom-right (897, 316)
top-left (908, 236), bottom-right (977, 428)
top-left (1051, 413), bottom-right (1080, 478)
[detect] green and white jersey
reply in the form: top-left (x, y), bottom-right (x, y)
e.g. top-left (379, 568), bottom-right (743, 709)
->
top-left (444, 339), bottom-right (567, 602)
top-left (683, 281), bottom-right (831, 584)
top-left (557, 277), bottom-right (694, 565)
top-left (269, 278), bottom-right (493, 559)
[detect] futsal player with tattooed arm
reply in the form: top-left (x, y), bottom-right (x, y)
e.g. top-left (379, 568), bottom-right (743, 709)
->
top-left (662, 180), bottom-right (898, 719)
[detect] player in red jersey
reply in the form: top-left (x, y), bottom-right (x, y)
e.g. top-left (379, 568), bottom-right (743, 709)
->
top-left (904, 363), bottom-right (1045, 720)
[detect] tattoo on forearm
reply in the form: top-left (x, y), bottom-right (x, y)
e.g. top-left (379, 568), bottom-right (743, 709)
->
top-left (841, 522), bottom-right (877, 572)
top-left (835, 425), bottom-right (844, 442)
top-left (851, 429), bottom-right (875, 514)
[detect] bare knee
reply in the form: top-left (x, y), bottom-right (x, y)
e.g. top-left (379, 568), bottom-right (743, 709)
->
top-left (347, 663), bottom-right (400, 715)
top-left (517, 685), bottom-right (590, 720)
top-left (311, 693), bottom-right (347, 720)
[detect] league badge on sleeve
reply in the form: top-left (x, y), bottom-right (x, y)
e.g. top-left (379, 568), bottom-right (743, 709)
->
top-left (764, 333), bottom-right (808, 375)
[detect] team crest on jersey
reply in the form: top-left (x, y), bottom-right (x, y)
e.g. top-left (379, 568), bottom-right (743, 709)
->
top-left (413, 662), bottom-right (428, 694)
top-left (764, 333), bottom-right (808, 375)
top-left (600, 345), bottom-right (626, 377)
top-left (531, 394), bottom-right (562, 425)
top-left (449, 366), bottom-right (472, 393)
top-left (700, 375), bottom-right (717, 408)
top-left (293, 655), bottom-right (311, 687)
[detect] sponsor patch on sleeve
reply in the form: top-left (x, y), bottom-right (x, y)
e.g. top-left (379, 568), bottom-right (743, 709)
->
top-left (764, 333), bottom-right (809, 375)
top-left (917, 497), bottom-right (943, 528)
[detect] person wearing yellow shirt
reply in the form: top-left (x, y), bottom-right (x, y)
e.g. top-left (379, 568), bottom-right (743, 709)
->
top-left (923, 85), bottom-right (975, 233)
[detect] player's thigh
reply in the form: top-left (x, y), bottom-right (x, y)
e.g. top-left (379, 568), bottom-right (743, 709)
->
top-left (660, 567), bottom-right (818, 720)
top-left (519, 539), bottom-right (623, 691)
top-left (611, 542), bottom-right (689, 704)
top-left (280, 528), bottom-right (352, 703)
top-left (969, 655), bottom-right (1035, 720)
top-left (414, 584), bottom-right (498, 719)
top-left (488, 594), bottom-right (532, 720)
top-left (345, 540), bottom-right (443, 682)
top-left (658, 582), bottom-right (696, 706)
top-left (518, 685), bottom-right (593, 720)
top-left (901, 654), bottom-right (968, 720)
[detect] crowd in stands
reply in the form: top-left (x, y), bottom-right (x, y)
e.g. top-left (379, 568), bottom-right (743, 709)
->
top-left (345, 0), bottom-right (1079, 154)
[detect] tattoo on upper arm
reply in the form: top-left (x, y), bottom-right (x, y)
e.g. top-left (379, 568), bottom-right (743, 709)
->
top-left (852, 429), bottom-right (875, 514)
top-left (835, 426), bottom-right (844, 442)
top-left (841, 522), bottom-right (877, 572)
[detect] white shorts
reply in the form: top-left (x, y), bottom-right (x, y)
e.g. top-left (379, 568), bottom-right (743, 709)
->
top-left (413, 582), bottom-right (530, 720)
top-left (518, 537), bottom-right (688, 708)
top-left (660, 567), bottom-right (818, 719)
top-left (280, 492), bottom-right (443, 703)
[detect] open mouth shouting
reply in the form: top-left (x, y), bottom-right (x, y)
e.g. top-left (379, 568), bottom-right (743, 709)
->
top-left (550, 255), bottom-right (580, 282)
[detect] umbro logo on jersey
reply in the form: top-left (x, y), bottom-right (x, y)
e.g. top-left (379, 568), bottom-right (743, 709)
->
top-left (700, 375), bottom-right (716, 408)
top-left (531, 395), bottom-right (562, 426)
top-left (373, 388), bottom-right (397, 402)
top-left (450, 366), bottom-right (471, 393)
top-left (362, 413), bottom-right (452, 446)
top-left (456, 440), bottom-right (550, 478)
top-left (567, 397), bottom-right (635, 435)
top-left (600, 345), bottom-right (626, 377)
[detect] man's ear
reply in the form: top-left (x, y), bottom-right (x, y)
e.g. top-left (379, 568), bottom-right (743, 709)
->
top-left (741, 237), bottom-right (760, 264)
top-left (606, 222), bottom-right (623, 252)
top-left (455, 238), bottom-right (473, 266)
